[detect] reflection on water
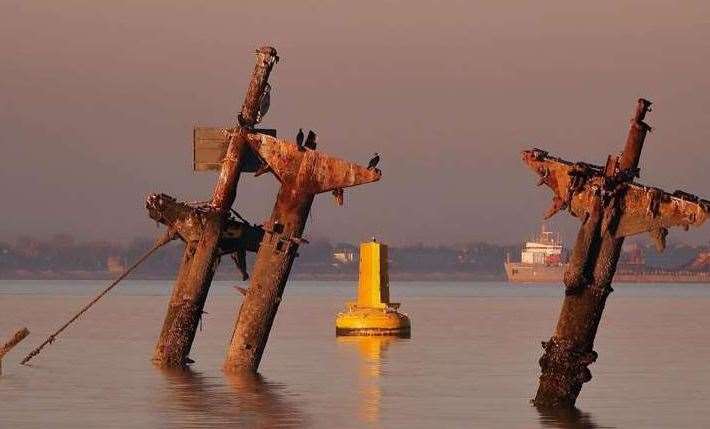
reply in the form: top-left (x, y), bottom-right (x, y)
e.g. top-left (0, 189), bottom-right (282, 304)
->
top-left (337, 336), bottom-right (402, 424)
top-left (537, 406), bottom-right (609, 429)
top-left (159, 368), bottom-right (306, 428)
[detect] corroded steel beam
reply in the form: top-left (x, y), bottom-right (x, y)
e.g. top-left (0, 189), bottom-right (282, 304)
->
top-left (522, 150), bottom-right (709, 248)
top-left (152, 47), bottom-right (278, 367)
top-left (146, 193), bottom-right (264, 255)
top-left (246, 133), bottom-right (381, 194)
top-left (224, 134), bottom-right (381, 372)
top-left (522, 99), bottom-right (709, 408)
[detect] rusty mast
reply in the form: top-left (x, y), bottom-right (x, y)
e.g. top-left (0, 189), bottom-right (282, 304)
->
top-left (521, 98), bottom-right (710, 408)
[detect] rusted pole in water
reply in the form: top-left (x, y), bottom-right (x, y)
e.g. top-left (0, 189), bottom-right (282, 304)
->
top-left (0, 327), bottom-right (29, 374)
top-left (152, 47), bottom-right (278, 367)
top-left (224, 183), bottom-right (314, 371)
top-left (533, 99), bottom-right (651, 408)
top-left (224, 134), bottom-right (381, 372)
top-left (522, 99), bottom-right (709, 408)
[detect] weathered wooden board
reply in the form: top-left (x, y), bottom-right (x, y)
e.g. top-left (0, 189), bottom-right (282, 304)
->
top-left (193, 127), bottom-right (276, 172)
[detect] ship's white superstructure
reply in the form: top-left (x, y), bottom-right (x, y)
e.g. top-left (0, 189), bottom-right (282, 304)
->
top-left (504, 225), bottom-right (567, 283)
top-left (505, 225), bottom-right (710, 284)
top-left (520, 226), bottom-right (564, 265)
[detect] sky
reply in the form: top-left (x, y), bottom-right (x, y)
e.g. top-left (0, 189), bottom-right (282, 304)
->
top-left (1, 1), bottom-right (709, 246)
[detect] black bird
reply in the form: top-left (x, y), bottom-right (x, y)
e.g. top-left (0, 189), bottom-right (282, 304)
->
top-left (367, 153), bottom-right (380, 170)
top-left (257, 83), bottom-right (271, 123)
top-left (304, 130), bottom-right (317, 150)
top-left (296, 128), bottom-right (304, 149)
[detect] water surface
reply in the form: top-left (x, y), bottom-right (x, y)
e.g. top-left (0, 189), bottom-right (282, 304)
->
top-left (1, 281), bottom-right (709, 428)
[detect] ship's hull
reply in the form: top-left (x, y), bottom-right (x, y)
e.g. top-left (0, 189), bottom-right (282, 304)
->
top-left (505, 262), bottom-right (710, 284)
top-left (504, 262), bottom-right (565, 283)
top-left (614, 271), bottom-right (710, 283)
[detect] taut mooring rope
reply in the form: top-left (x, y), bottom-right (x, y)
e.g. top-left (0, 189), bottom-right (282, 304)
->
top-left (20, 230), bottom-right (175, 365)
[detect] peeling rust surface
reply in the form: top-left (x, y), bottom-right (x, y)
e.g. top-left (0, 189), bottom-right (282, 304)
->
top-left (247, 133), bottom-right (382, 191)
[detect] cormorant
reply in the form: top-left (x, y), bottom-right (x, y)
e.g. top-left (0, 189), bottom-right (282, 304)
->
top-left (304, 130), bottom-right (317, 149)
top-left (257, 83), bottom-right (271, 123)
top-left (367, 153), bottom-right (380, 170)
top-left (296, 128), bottom-right (304, 149)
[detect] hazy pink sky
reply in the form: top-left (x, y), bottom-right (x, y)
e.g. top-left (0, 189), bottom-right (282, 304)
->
top-left (2, 1), bottom-right (709, 245)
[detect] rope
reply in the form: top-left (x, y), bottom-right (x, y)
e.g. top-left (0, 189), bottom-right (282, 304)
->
top-left (20, 230), bottom-right (175, 365)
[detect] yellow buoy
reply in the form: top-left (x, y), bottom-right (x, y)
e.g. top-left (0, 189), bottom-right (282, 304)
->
top-left (335, 240), bottom-right (411, 337)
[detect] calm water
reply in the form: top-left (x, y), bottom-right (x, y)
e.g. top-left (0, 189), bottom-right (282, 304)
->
top-left (1, 280), bottom-right (709, 428)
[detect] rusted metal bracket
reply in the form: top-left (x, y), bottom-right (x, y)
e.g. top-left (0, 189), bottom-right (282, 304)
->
top-left (146, 193), bottom-right (263, 255)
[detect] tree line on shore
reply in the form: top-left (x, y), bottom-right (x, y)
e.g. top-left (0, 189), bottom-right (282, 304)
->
top-left (0, 234), bottom-right (705, 280)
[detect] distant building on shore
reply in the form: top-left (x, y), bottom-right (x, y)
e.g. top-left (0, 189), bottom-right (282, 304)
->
top-left (333, 246), bottom-right (357, 265)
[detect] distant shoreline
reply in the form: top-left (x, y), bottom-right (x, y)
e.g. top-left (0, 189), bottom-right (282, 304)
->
top-left (0, 270), bottom-right (506, 282)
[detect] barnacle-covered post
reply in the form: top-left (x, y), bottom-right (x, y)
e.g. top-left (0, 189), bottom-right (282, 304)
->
top-left (522, 98), bottom-right (710, 408)
top-left (224, 134), bottom-right (381, 372)
top-left (151, 47), bottom-right (278, 367)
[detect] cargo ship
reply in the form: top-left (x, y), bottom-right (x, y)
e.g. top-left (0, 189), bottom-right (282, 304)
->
top-left (504, 226), bottom-right (567, 283)
top-left (505, 226), bottom-right (710, 283)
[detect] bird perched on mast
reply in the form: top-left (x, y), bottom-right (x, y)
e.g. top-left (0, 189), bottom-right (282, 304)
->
top-left (304, 130), bottom-right (317, 150)
top-left (367, 153), bottom-right (380, 170)
top-left (256, 83), bottom-right (271, 123)
top-left (296, 128), bottom-right (304, 150)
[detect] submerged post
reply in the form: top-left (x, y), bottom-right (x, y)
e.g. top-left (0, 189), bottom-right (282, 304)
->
top-left (223, 182), bottom-right (314, 372)
top-left (224, 134), bottom-right (381, 372)
top-left (152, 47), bottom-right (278, 367)
top-left (522, 99), bottom-right (709, 408)
top-left (0, 327), bottom-right (29, 374)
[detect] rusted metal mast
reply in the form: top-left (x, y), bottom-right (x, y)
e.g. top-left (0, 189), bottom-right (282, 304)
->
top-left (149, 46), bottom-right (381, 371)
top-left (152, 47), bottom-right (278, 367)
top-left (522, 98), bottom-right (710, 408)
top-left (224, 134), bottom-right (381, 372)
